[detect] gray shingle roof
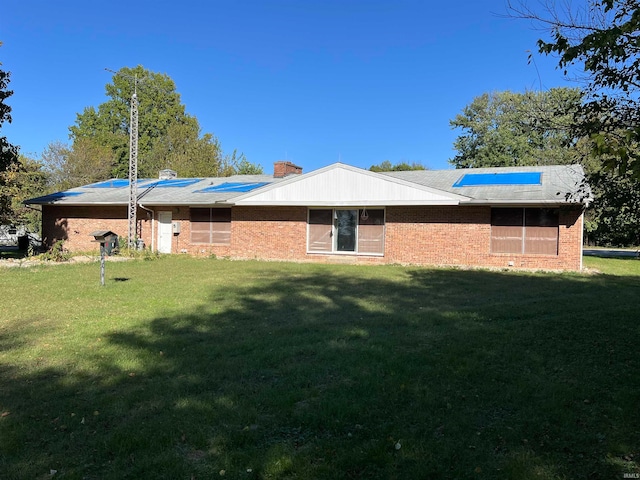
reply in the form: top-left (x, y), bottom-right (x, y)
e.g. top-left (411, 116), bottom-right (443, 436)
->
top-left (27, 174), bottom-right (286, 206)
top-left (25, 164), bottom-right (589, 207)
top-left (381, 164), bottom-right (589, 204)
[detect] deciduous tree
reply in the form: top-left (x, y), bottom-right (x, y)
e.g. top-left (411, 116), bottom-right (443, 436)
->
top-left (585, 167), bottom-right (640, 246)
top-left (509, 0), bottom-right (640, 176)
top-left (41, 139), bottom-right (114, 191)
top-left (70, 65), bottom-right (260, 179)
top-left (369, 160), bottom-right (426, 172)
top-left (449, 88), bottom-right (583, 168)
top-left (4, 155), bottom-right (48, 233)
top-left (0, 42), bottom-right (20, 223)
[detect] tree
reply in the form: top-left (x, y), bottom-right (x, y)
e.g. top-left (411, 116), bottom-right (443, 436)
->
top-left (509, 0), bottom-right (640, 177)
top-left (3, 155), bottom-right (48, 233)
top-left (449, 88), bottom-right (584, 168)
top-left (41, 141), bottom-right (70, 191)
top-left (585, 167), bottom-right (640, 246)
top-left (71, 66), bottom-right (189, 178)
top-left (369, 160), bottom-right (426, 172)
top-left (234, 154), bottom-right (264, 175)
top-left (70, 65), bottom-right (259, 179)
top-left (42, 139), bottom-right (115, 191)
top-left (143, 121), bottom-right (219, 178)
top-left (0, 42), bottom-right (20, 224)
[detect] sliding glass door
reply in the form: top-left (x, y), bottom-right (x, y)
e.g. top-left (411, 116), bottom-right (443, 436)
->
top-left (335, 209), bottom-right (357, 252)
top-left (307, 208), bottom-right (385, 255)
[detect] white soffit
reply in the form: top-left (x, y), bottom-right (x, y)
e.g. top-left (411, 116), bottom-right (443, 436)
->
top-left (233, 163), bottom-right (469, 206)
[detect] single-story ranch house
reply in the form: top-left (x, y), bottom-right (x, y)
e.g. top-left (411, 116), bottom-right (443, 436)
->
top-left (26, 161), bottom-right (590, 271)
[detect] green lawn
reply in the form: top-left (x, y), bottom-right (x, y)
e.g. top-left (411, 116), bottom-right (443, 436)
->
top-left (1, 256), bottom-right (639, 479)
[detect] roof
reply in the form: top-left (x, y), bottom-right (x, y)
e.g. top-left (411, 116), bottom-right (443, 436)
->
top-left (25, 163), bottom-right (589, 207)
top-left (232, 163), bottom-right (469, 206)
top-left (382, 164), bottom-right (590, 205)
top-left (26, 174), bottom-right (285, 207)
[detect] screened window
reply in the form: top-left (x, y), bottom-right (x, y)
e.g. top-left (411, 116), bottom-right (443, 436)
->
top-left (491, 208), bottom-right (559, 255)
top-left (308, 209), bottom-right (333, 252)
top-left (357, 209), bottom-right (385, 255)
top-left (190, 208), bottom-right (231, 245)
top-left (307, 208), bottom-right (385, 255)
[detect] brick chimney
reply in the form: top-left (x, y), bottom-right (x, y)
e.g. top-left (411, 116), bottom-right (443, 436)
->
top-left (274, 161), bottom-right (303, 178)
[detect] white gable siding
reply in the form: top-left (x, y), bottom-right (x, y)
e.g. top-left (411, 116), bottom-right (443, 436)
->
top-left (234, 164), bottom-right (465, 206)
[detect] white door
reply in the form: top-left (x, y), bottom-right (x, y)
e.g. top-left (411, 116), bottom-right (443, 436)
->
top-left (157, 211), bottom-right (173, 254)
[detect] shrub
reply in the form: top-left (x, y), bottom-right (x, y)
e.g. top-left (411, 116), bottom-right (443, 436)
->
top-left (39, 240), bottom-right (71, 262)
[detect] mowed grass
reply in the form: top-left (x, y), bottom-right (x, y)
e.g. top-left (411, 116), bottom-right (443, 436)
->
top-left (1, 256), bottom-right (639, 479)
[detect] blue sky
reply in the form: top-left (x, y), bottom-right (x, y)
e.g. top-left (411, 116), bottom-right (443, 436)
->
top-left (1, 0), bottom-right (570, 173)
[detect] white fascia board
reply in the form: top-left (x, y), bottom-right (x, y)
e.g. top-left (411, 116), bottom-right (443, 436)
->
top-left (460, 199), bottom-right (583, 206)
top-left (230, 199), bottom-right (461, 206)
top-left (135, 201), bottom-right (233, 207)
top-left (36, 201), bottom-right (128, 206)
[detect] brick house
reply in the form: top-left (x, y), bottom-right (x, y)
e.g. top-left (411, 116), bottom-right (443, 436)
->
top-left (26, 161), bottom-right (590, 271)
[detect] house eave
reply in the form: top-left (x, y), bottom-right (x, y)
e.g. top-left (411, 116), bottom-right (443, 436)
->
top-left (31, 201), bottom-right (129, 207)
top-left (230, 200), bottom-right (462, 206)
top-left (459, 199), bottom-right (584, 207)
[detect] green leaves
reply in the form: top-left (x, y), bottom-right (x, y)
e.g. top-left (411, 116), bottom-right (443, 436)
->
top-left (449, 89), bottom-right (583, 169)
top-left (0, 43), bottom-right (21, 224)
top-left (369, 160), bottom-right (426, 172)
top-left (527, 0), bottom-right (640, 177)
top-left (69, 66), bottom-right (260, 179)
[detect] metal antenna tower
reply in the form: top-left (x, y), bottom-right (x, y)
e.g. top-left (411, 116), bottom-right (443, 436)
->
top-left (105, 68), bottom-right (140, 249)
top-left (128, 80), bottom-right (139, 249)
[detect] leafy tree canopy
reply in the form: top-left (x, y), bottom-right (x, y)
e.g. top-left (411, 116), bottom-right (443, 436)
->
top-left (585, 167), bottom-right (640, 246)
top-left (70, 65), bottom-right (260, 180)
top-left (42, 139), bottom-right (114, 192)
top-left (369, 160), bottom-right (426, 172)
top-left (509, 0), bottom-right (640, 177)
top-left (0, 42), bottom-right (20, 224)
top-left (449, 88), bottom-right (584, 168)
top-left (3, 155), bottom-right (48, 233)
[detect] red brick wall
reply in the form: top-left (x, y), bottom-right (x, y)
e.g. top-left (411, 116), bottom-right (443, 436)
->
top-left (42, 205), bottom-right (151, 253)
top-left (43, 205), bottom-right (126, 252)
top-left (45, 204), bottom-right (584, 270)
top-left (386, 205), bottom-right (583, 271)
top-left (231, 206), bottom-right (308, 260)
top-left (386, 205), bottom-right (490, 266)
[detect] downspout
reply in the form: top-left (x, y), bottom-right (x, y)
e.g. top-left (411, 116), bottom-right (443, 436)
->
top-left (579, 209), bottom-right (585, 271)
top-left (138, 203), bottom-right (155, 252)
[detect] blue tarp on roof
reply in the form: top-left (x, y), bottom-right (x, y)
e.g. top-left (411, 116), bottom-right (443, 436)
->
top-left (195, 182), bottom-right (270, 193)
top-left (453, 172), bottom-right (542, 187)
top-left (142, 178), bottom-right (203, 188)
top-left (87, 179), bottom-right (130, 188)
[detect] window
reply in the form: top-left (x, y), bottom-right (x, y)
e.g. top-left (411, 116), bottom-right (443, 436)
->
top-left (357, 209), bottom-right (385, 254)
top-left (190, 208), bottom-right (231, 245)
top-left (308, 209), bottom-right (333, 252)
top-left (491, 208), bottom-right (559, 255)
top-left (307, 208), bottom-right (385, 255)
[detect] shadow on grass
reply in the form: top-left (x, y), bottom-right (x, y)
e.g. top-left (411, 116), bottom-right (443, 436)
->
top-left (1, 266), bottom-right (639, 479)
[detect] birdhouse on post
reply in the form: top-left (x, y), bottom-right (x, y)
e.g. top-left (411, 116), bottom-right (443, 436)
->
top-left (90, 230), bottom-right (119, 286)
top-left (90, 230), bottom-right (119, 256)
